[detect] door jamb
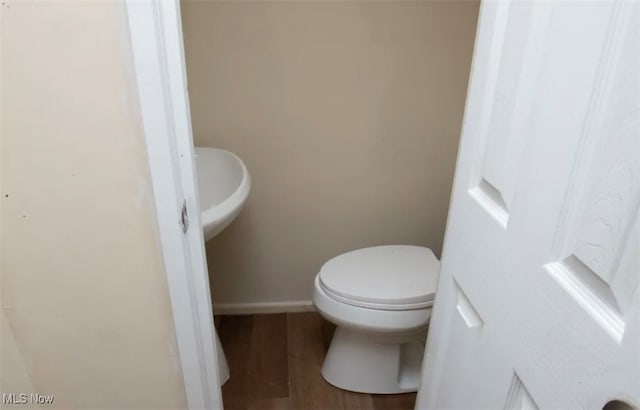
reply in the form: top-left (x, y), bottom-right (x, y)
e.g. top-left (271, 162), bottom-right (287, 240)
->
top-left (125, 1), bottom-right (223, 409)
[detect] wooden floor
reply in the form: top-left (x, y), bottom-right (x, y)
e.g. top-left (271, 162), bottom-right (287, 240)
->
top-left (217, 312), bottom-right (416, 410)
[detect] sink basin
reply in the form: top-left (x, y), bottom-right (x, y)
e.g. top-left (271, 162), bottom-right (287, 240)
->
top-left (194, 146), bottom-right (251, 241)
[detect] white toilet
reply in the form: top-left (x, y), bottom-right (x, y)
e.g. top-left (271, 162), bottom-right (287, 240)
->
top-left (312, 245), bottom-right (439, 394)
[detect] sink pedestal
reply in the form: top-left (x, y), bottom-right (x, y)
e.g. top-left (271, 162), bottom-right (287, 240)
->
top-left (194, 146), bottom-right (251, 387)
top-left (216, 332), bottom-right (230, 384)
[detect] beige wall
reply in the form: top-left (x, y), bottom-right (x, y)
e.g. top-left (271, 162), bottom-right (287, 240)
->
top-left (181, 1), bottom-right (479, 305)
top-left (1, 1), bottom-right (187, 408)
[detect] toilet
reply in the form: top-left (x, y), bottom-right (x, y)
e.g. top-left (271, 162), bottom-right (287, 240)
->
top-left (312, 245), bottom-right (439, 394)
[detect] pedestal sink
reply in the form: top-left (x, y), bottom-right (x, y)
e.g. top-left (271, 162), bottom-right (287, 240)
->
top-left (194, 146), bottom-right (251, 385)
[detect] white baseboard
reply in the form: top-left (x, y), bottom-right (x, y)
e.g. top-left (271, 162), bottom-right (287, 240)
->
top-left (213, 300), bottom-right (315, 315)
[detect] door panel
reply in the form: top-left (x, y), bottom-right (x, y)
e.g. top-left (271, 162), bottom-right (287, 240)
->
top-left (417, 1), bottom-right (639, 409)
top-left (469, 1), bottom-right (548, 225)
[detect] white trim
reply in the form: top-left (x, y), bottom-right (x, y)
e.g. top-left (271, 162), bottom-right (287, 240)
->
top-left (214, 301), bottom-right (316, 315)
top-left (125, 1), bottom-right (222, 409)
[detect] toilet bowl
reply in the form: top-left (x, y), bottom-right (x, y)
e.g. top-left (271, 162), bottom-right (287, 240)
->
top-left (312, 245), bottom-right (439, 394)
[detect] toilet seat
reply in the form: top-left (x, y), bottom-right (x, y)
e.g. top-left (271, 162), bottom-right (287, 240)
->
top-left (313, 275), bottom-right (432, 334)
top-left (318, 245), bottom-right (440, 311)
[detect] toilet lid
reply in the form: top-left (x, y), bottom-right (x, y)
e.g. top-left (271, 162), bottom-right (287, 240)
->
top-left (318, 245), bottom-right (440, 310)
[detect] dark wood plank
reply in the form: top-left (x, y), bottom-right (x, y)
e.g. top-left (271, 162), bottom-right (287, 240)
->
top-left (371, 393), bottom-right (416, 410)
top-left (249, 313), bottom-right (289, 399)
top-left (247, 397), bottom-right (293, 410)
top-left (287, 312), bottom-right (345, 410)
top-left (342, 391), bottom-right (375, 410)
top-left (219, 315), bottom-right (254, 410)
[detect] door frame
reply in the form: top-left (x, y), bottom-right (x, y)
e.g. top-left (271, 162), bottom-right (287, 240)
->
top-left (125, 1), bottom-right (223, 409)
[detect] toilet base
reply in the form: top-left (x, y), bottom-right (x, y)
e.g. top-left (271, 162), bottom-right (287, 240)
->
top-left (321, 326), bottom-right (426, 394)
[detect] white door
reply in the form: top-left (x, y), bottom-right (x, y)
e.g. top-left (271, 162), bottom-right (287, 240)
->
top-left (417, 1), bottom-right (639, 409)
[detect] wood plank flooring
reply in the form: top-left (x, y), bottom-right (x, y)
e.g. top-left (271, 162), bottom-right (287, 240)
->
top-left (217, 312), bottom-right (416, 410)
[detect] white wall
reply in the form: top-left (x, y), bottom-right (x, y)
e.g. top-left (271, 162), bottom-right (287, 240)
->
top-left (181, 0), bottom-right (479, 307)
top-left (1, 1), bottom-right (187, 408)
